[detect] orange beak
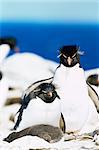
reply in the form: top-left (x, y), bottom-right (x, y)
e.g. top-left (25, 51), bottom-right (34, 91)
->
top-left (67, 57), bottom-right (72, 65)
top-left (47, 92), bottom-right (52, 97)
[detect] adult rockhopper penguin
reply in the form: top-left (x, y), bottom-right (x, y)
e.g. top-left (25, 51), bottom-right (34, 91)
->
top-left (52, 45), bottom-right (99, 134)
top-left (13, 82), bottom-right (61, 131)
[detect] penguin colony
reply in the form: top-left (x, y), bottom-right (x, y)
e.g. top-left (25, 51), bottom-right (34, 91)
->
top-left (3, 44), bottom-right (99, 143)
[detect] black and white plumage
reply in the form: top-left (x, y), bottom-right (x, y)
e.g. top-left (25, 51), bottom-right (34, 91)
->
top-left (0, 37), bottom-right (17, 49)
top-left (87, 81), bottom-right (99, 112)
top-left (0, 37), bottom-right (18, 107)
top-left (14, 82), bottom-right (61, 131)
top-left (53, 45), bottom-right (99, 134)
top-left (59, 45), bottom-right (80, 67)
top-left (0, 37), bottom-right (18, 64)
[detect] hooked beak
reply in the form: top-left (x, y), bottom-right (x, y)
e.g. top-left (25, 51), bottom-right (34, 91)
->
top-left (67, 57), bottom-right (72, 66)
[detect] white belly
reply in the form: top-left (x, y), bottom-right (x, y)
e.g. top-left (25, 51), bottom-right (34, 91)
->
top-left (53, 64), bottom-right (99, 133)
top-left (17, 97), bottom-right (61, 131)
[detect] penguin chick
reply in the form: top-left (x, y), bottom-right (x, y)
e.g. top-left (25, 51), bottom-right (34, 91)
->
top-left (4, 124), bottom-right (63, 143)
top-left (13, 82), bottom-right (61, 131)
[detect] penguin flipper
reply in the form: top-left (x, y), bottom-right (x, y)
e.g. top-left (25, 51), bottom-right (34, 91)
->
top-left (13, 106), bottom-right (24, 130)
top-left (13, 92), bottom-right (36, 130)
top-left (59, 113), bottom-right (66, 133)
top-left (87, 82), bottom-right (99, 112)
top-left (14, 77), bottom-right (53, 130)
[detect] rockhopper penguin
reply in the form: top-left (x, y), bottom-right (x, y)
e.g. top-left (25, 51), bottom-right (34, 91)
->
top-left (13, 82), bottom-right (61, 131)
top-left (52, 45), bottom-right (99, 134)
top-left (0, 37), bottom-right (19, 107)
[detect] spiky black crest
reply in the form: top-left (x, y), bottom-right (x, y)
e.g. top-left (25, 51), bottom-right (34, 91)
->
top-left (60, 45), bottom-right (79, 57)
top-left (38, 83), bottom-right (55, 92)
top-left (59, 45), bottom-right (80, 67)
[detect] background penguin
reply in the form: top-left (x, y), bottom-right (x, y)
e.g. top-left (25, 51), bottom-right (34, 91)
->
top-left (0, 71), bottom-right (9, 108)
top-left (87, 76), bottom-right (99, 113)
top-left (87, 74), bottom-right (99, 87)
top-left (0, 37), bottom-right (19, 64)
top-left (52, 45), bottom-right (99, 134)
top-left (13, 82), bottom-right (61, 131)
top-left (4, 124), bottom-right (63, 143)
top-left (0, 37), bottom-right (19, 107)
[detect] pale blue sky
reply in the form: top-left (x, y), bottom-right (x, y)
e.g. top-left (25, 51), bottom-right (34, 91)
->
top-left (0, 0), bottom-right (99, 23)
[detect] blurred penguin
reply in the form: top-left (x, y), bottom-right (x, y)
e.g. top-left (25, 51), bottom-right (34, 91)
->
top-left (52, 45), bottom-right (99, 134)
top-left (13, 82), bottom-right (61, 131)
top-left (87, 73), bottom-right (99, 112)
top-left (87, 74), bottom-right (99, 87)
top-left (0, 37), bottom-right (19, 64)
top-left (0, 37), bottom-right (19, 108)
top-left (0, 71), bottom-right (8, 108)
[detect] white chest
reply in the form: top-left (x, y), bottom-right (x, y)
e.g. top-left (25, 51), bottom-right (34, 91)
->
top-left (53, 64), bottom-right (99, 133)
top-left (17, 97), bottom-right (61, 130)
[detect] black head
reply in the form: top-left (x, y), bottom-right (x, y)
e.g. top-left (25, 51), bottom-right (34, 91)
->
top-left (59, 45), bottom-right (80, 67)
top-left (0, 37), bottom-right (17, 49)
top-left (34, 83), bottom-right (60, 103)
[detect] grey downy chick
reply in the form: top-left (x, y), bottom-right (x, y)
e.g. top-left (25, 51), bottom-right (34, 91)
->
top-left (4, 124), bottom-right (63, 143)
